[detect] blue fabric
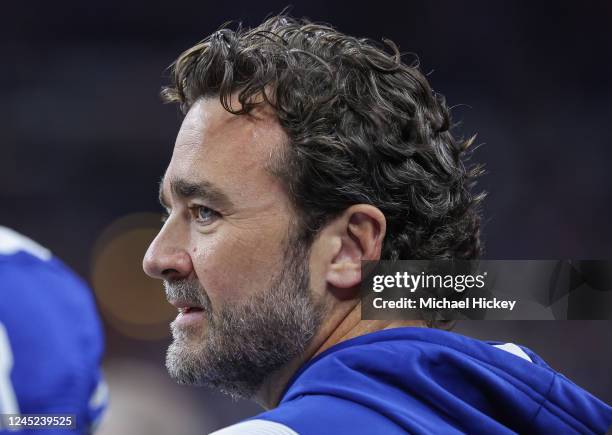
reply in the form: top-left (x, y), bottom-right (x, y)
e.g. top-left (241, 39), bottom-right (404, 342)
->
top-left (253, 327), bottom-right (611, 434)
top-left (0, 249), bottom-right (106, 434)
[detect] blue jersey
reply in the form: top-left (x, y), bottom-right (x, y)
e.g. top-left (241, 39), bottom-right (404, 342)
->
top-left (214, 327), bottom-right (611, 434)
top-left (0, 227), bottom-right (107, 434)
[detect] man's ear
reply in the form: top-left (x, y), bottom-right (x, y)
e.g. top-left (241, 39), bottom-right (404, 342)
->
top-left (325, 204), bottom-right (386, 289)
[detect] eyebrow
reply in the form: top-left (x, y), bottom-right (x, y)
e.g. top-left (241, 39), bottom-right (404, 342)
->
top-left (158, 176), bottom-right (234, 210)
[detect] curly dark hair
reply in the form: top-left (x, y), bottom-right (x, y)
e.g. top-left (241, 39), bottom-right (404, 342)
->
top-left (161, 14), bottom-right (485, 262)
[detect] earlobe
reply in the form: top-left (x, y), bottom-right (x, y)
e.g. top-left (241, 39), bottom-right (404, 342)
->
top-left (326, 235), bottom-right (363, 289)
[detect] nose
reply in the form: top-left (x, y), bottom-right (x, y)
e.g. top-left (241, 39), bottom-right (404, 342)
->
top-left (143, 225), bottom-right (193, 281)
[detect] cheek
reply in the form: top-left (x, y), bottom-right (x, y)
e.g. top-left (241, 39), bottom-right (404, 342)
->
top-left (190, 231), bottom-right (286, 304)
top-left (307, 239), bottom-right (333, 299)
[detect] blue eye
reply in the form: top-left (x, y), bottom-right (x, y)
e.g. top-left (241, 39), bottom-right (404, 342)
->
top-left (191, 205), bottom-right (220, 225)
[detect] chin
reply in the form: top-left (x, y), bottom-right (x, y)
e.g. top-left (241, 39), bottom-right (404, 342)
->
top-left (165, 339), bottom-right (204, 385)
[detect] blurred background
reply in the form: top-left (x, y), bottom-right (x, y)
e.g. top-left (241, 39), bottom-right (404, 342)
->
top-left (1, 0), bottom-right (611, 433)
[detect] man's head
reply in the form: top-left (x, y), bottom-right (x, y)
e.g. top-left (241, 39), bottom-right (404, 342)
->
top-left (143, 14), bottom-right (483, 400)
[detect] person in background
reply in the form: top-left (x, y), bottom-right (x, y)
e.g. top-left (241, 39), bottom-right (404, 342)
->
top-left (0, 226), bottom-right (107, 434)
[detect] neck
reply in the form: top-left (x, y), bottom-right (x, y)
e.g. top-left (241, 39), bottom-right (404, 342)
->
top-left (255, 301), bottom-right (426, 409)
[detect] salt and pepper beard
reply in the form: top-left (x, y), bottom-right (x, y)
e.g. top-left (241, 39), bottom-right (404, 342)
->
top-left (164, 238), bottom-right (325, 400)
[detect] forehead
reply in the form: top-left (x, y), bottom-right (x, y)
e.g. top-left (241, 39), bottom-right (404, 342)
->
top-left (164, 97), bottom-right (288, 202)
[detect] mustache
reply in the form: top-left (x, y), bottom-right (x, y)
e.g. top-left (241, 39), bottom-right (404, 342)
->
top-left (164, 279), bottom-right (212, 312)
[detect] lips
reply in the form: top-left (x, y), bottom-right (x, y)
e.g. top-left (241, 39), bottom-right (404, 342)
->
top-left (178, 306), bottom-right (204, 314)
top-left (170, 301), bottom-right (207, 328)
top-left (169, 300), bottom-right (204, 313)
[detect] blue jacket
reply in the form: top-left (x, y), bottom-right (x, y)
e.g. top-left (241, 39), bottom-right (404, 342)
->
top-left (215, 327), bottom-right (611, 434)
